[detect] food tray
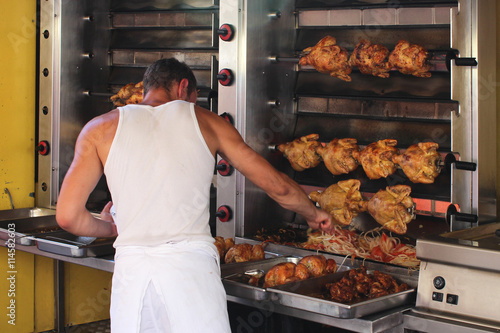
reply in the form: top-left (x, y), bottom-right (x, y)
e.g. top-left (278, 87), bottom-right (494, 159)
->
top-left (33, 231), bottom-right (115, 258)
top-left (268, 270), bottom-right (416, 319)
top-left (221, 256), bottom-right (300, 301)
top-left (0, 215), bottom-right (60, 246)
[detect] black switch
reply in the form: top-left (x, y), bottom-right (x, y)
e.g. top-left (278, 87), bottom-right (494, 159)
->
top-left (433, 276), bottom-right (446, 289)
top-left (432, 292), bottom-right (443, 302)
top-left (446, 294), bottom-right (459, 305)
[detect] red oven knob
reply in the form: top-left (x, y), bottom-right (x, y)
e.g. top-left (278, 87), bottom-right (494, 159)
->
top-left (217, 68), bottom-right (234, 86)
top-left (216, 159), bottom-right (234, 176)
top-left (216, 205), bottom-right (232, 222)
top-left (36, 140), bottom-right (50, 156)
top-left (217, 24), bottom-right (234, 41)
top-left (219, 112), bottom-right (234, 125)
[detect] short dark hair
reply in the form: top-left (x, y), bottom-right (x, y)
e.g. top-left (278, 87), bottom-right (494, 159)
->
top-left (143, 58), bottom-right (197, 96)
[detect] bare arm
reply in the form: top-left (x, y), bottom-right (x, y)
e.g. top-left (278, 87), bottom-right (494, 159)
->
top-left (197, 107), bottom-right (334, 233)
top-left (55, 117), bottom-right (117, 237)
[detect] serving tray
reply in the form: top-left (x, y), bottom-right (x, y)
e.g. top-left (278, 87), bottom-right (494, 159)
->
top-left (268, 270), bottom-right (416, 319)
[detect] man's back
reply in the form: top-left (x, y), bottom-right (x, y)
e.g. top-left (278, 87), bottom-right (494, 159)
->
top-left (105, 100), bottom-right (215, 247)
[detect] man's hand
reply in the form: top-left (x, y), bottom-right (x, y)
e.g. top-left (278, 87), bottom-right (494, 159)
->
top-left (100, 201), bottom-right (118, 237)
top-left (306, 208), bottom-right (335, 234)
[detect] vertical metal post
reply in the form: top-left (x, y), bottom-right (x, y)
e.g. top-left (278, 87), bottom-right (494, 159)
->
top-left (54, 259), bottom-right (66, 332)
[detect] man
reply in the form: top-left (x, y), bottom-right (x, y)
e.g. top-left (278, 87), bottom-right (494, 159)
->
top-left (56, 58), bottom-right (334, 332)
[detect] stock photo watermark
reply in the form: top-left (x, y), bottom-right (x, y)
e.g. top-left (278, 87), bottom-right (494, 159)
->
top-left (5, 223), bottom-right (17, 326)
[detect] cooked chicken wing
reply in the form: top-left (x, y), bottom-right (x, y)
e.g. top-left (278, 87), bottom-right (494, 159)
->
top-left (214, 236), bottom-right (236, 262)
top-left (110, 81), bottom-right (144, 106)
top-left (299, 36), bottom-right (352, 82)
top-left (297, 255), bottom-right (337, 277)
top-left (316, 138), bottom-right (360, 175)
top-left (392, 142), bottom-right (441, 184)
top-left (277, 134), bottom-right (322, 171)
top-left (263, 262), bottom-right (308, 288)
top-left (388, 40), bottom-right (431, 78)
top-left (357, 139), bottom-right (399, 180)
top-left (309, 179), bottom-right (367, 226)
top-left (224, 243), bottom-right (265, 263)
top-left (366, 185), bottom-right (415, 234)
top-left (349, 40), bottom-right (391, 78)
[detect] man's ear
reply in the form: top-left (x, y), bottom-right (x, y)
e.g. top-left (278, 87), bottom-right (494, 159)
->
top-left (178, 78), bottom-right (190, 101)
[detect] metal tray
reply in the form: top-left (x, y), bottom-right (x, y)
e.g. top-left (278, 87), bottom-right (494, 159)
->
top-left (221, 256), bottom-right (300, 301)
top-left (268, 270), bottom-right (416, 319)
top-left (0, 215), bottom-right (60, 246)
top-left (33, 231), bottom-right (115, 258)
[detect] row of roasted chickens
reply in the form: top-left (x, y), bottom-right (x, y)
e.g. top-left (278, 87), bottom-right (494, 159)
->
top-left (310, 179), bottom-right (414, 235)
top-left (299, 37), bottom-right (432, 81)
top-left (278, 134), bottom-right (441, 184)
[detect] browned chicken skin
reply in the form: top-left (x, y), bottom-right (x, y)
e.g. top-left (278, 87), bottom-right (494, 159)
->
top-left (264, 255), bottom-right (337, 288)
top-left (277, 134), bottom-right (322, 171)
top-left (309, 179), bottom-right (367, 226)
top-left (316, 138), bottom-right (360, 175)
top-left (366, 185), bottom-right (415, 234)
top-left (327, 266), bottom-right (409, 303)
top-left (388, 40), bottom-right (431, 78)
top-left (298, 255), bottom-right (337, 277)
top-left (299, 36), bottom-right (352, 82)
top-left (110, 81), bottom-right (144, 106)
top-left (214, 236), bottom-right (236, 262)
top-left (263, 262), bottom-right (307, 288)
top-left (349, 40), bottom-right (391, 78)
top-left (392, 142), bottom-right (441, 184)
top-left (356, 139), bottom-right (399, 180)
top-left (224, 243), bottom-right (265, 264)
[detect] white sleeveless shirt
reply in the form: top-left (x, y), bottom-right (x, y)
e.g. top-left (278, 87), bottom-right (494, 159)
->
top-left (104, 100), bottom-right (215, 248)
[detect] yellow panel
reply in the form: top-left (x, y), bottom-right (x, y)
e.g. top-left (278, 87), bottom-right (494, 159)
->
top-left (34, 256), bottom-right (55, 332)
top-left (0, 247), bottom-right (35, 333)
top-left (0, 0), bottom-right (36, 210)
top-left (65, 263), bottom-right (113, 326)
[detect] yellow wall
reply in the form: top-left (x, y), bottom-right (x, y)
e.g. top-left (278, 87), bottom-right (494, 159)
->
top-left (1, 2), bottom-right (112, 332)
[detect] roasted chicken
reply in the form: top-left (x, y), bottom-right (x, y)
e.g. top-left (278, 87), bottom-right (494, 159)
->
top-left (277, 134), bottom-right (322, 171)
top-left (214, 236), bottom-right (236, 262)
top-left (309, 179), bottom-right (367, 226)
top-left (224, 243), bottom-right (265, 264)
top-left (366, 185), bottom-right (415, 234)
top-left (110, 81), bottom-right (144, 106)
top-left (297, 255), bottom-right (337, 277)
top-left (349, 40), bottom-right (391, 78)
top-left (357, 139), bottom-right (399, 180)
top-left (299, 36), bottom-right (352, 82)
top-left (392, 142), bottom-right (441, 184)
top-left (263, 262), bottom-right (308, 288)
top-left (388, 40), bottom-right (431, 78)
top-left (316, 138), bottom-right (360, 175)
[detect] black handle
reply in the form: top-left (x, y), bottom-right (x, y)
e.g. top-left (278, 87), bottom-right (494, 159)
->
top-left (454, 57), bottom-right (477, 67)
top-left (444, 153), bottom-right (477, 172)
top-left (446, 204), bottom-right (478, 224)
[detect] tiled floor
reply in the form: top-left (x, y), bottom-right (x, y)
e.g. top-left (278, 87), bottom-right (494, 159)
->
top-left (41, 319), bottom-right (110, 333)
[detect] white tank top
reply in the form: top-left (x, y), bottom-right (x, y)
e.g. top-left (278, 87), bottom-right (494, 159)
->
top-left (104, 100), bottom-right (215, 247)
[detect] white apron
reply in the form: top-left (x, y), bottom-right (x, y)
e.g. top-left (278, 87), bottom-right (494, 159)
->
top-left (110, 241), bottom-right (231, 333)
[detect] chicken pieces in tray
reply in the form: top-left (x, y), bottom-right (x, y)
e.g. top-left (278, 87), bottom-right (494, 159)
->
top-left (299, 36), bottom-right (352, 82)
top-left (316, 138), bottom-right (360, 175)
top-left (110, 81), bottom-right (144, 107)
top-left (277, 134), bottom-right (322, 171)
top-left (357, 139), bottom-right (400, 180)
top-left (349, 40), bottom-right (391, 78)
top-left (392, 142), bottom-right (442, 184)
top-left (388, 40), bottom-right (432, 78)
top-left (309, 179), bottom-right (367, 227)
top-left (327, 266), bottom-right (409, 303)
top-left (264, 255), bottom-right (337, 288)
top-left (366, 185), bottom-right (415, 234)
